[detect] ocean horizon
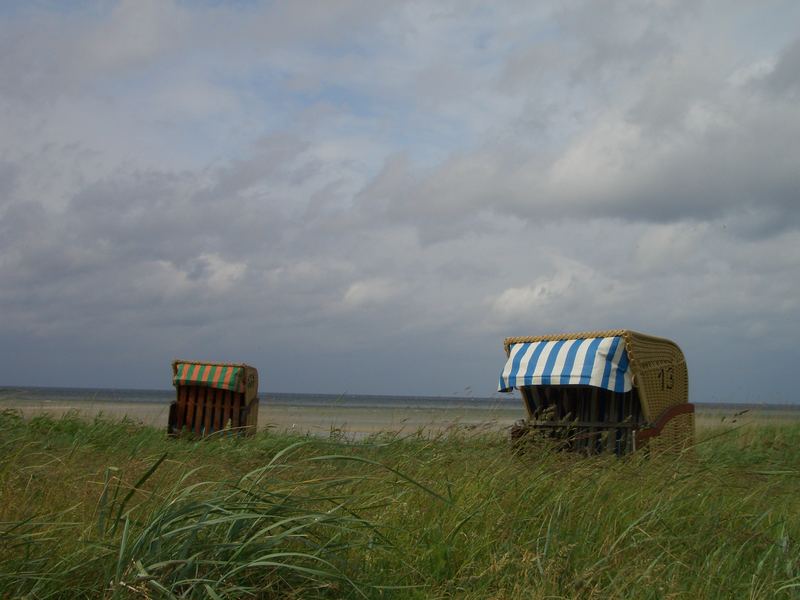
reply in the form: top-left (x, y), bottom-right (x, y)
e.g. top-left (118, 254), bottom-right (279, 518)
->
top-left (1, 385), bottom-right (799, 412)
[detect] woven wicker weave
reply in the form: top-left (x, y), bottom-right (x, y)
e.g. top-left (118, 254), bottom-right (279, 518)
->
top-left (503, 330), bottom-right (694, 452)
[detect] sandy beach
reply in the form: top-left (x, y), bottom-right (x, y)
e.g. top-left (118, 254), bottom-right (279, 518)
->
top-left (0, 396), bottom-right (524, 438)
top-left (2, 391), bottom-right (798, 440)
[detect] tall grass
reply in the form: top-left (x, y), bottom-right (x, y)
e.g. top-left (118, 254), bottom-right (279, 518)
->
top-left (1, 408), bottom-right (800, 598)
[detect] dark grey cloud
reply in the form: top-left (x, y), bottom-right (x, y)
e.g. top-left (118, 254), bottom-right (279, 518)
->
top-left (0, 1), bottom-right (799, 402)
top-left (0, 161), bottom-right (17, 199)
top-left (763, 37), bottom-right (800, 96)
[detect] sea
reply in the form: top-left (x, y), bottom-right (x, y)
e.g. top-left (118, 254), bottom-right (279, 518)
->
top-left (1, 386), bottom-right (798, 414)
top-left (0, 386), bottom-right (520, 411)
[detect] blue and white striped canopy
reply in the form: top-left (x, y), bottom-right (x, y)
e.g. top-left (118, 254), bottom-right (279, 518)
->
top-left (498, 336), bottom-right (632, 394)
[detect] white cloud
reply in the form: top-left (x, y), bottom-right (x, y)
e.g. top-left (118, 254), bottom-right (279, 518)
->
top-left (487, 256), bottom-right (638, 330)
top-left (191, 254), bottom-right (247, 293)
top-left (0, 1), bottom-right (799, 400)
top-left (343, 278), bottom-right (399, 308)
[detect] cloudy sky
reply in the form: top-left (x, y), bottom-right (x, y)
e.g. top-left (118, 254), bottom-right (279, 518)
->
top-left (1, 1), bottom-right (799, 402)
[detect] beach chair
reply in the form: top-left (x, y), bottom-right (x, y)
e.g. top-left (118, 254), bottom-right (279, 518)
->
top-left (498, 330), bottom-right (694, 455)
top-left (168, 360), bottom-right (259, 437)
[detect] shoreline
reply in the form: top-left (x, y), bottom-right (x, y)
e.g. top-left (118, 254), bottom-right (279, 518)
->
top-left (3, 395), bottom-right (800, 439)
top-left (0, 397), bottom-right (523, 437)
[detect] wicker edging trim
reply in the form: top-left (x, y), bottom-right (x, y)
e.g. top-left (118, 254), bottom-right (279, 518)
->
top-left (171, 359), bottom-right (256, 375)
top-left (502, 330), bottom-right (681, 357)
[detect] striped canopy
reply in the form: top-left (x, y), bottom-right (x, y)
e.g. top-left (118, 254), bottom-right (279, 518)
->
top-left (498, 336), bottom-right (632, 394)
top-left (173, 362), bottom-right (244, 392)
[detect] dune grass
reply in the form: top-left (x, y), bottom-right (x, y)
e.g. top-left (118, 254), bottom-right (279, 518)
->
top-left (1, 408), bottom-right (800, 598)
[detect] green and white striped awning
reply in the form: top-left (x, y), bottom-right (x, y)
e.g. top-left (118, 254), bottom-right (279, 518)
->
top-left (173, 362), bottom-right (245, 392)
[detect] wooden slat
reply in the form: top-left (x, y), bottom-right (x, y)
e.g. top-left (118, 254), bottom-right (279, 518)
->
top-left (185, 387), bottom-right (196, 435)
top-left (213, 389), bottom-right (223, 432)
top-left (202, 388), bottom-right (211, 435)
top-left (590, 388), bottom-right (598, 454)
top-left (193, 387), bottom-right (205, 436)
top-left (176, 386), bottom-right (188, 431)
top-left (223, 390), bottom-right (232, 431)
top-left (514, 384), bottom-right (655, 456)
top-left (611, 391), bottom-right (620, 454)
top-left (232, 393), bottom-right (241, 429)
top-left (619, 391), bottom-right (626, 454)
top-left (167, 402), bottom-right (176, 434)
top-left (172, 383), bottom-right (263, 438)
top-left (248, 399), bottom-right (259, 433)
top-left (563, 388), bottom-right (574, 422)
